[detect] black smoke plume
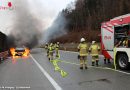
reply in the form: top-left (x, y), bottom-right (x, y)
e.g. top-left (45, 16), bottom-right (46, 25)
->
top-left (8, 0), bottom-right (42, 49)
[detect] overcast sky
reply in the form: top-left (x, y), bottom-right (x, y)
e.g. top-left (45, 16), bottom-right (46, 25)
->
top-left (0, 0), bottom-right (75, 35)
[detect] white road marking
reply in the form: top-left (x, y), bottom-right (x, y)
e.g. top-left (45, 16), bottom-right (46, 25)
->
top-left (42, 49), bottom-right (130, 75)
top-left (60, 60), bottom-right (130, 75)
top-left (60, 50), bottom-right (78, 54)
top-left (30, 54), bottom-right (62, 90)
top-left (93, 66), bottom-right (130, 75)
top-left (59, 50), bottom-right (130, 75)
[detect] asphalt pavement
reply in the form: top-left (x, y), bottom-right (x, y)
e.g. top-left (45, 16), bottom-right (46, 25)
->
top-left (0, 48), bottom-right (130, 90)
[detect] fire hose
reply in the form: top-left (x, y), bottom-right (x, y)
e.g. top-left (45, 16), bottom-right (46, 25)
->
top-left (50, 59), bottom-right (68, 78)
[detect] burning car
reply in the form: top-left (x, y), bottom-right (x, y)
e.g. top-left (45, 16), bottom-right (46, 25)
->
top-left (10, 47), bottom-right (30, 57)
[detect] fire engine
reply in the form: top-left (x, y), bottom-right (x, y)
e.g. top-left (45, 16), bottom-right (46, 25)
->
top-left (101, 14), bottom-right (130, 70)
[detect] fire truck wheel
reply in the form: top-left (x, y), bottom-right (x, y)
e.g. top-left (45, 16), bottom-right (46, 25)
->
top-left (117, 53), bottom-right (129, 70)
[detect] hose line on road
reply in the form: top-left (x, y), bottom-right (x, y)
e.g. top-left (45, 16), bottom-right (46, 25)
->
top-left (58, 59), bottom-right (130, 75)
top-left (114, 47), bottom-right (117, 70)
top-left (30, 54), bottom-right (62, 90)
top-left (50, 59), bottom-right (68, 78)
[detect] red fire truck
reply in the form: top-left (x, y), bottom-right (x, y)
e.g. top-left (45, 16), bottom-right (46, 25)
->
top-left (101, 14), bottom-right (130, 69)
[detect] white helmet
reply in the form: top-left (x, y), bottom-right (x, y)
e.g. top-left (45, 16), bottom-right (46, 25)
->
top-left (92, 41), bottom-right (96, 44)
top-left (50, 43), bottom-right (53, 46)
top-left (57, 42), bottom-right (59, 44)
top-left (80, 38), bottom-right (85, 42)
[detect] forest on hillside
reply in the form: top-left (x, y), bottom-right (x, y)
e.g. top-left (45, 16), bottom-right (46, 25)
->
top-left (51, 0), bottom-right (130, 43)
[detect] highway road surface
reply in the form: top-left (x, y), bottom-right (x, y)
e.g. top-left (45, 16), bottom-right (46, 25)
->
top-left (0, 48), bottom-right (130, 90)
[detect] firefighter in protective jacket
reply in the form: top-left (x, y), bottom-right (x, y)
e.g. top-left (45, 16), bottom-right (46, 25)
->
top-left (48, 43), bottom-right (55, 60)
top-left (45, 43), bottom-right (49, 56)
top-left (89, 41), bottom-right (100, 66)
top-left (55, 42), bottom-right (60, 58)
top-left (77, 38), bottom-right (88, 69)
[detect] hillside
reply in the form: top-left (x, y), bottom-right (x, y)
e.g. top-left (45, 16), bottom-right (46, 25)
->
top-left (51, 0), bottom-right (130, 43)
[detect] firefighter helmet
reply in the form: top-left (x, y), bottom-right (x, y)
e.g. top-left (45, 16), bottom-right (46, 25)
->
top-left (80, 38), bottom-right (85, 42)
top-left (57, 42), bottom-right (59, 44)
top-left (50, 43), bottom-right (53, 46)
top-left (92, 41), bottom-right (96, 44)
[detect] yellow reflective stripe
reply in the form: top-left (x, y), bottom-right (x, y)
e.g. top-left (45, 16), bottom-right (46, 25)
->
top-left (92, 59), bottom-right (95, 62)
top-left (91, 54), bottom-right (98, 56)
top-left (80, 53), bottom-right (88, 56)
top-left (92, 45), bottom-right (97, 49)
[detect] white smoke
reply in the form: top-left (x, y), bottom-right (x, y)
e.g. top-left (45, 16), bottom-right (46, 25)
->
top-left (8, 0), bottom-right (43, 48)
top-left (0, 0), bottom-right (75, 46)
top-left (42, 1), bottom-right (76, 43)
top-left (43, 12), bottom-right (67, 43)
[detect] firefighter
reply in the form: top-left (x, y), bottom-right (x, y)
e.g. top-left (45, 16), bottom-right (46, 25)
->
top-left (77, 38), bottom-right (88, 69)
top-left (48, 43), bottom-right (55, 60)
top-left (104, 58), bottom-right (111, 64)
top-left (45, 43), bottom-right (49, 56)
top-left (55, 42), bottom-right (60, 58)
top-left (123, 37), bottom-right (128, 47)
top-left (45, 43), bottom-right (48, 49)
top-left (89, 41), bottom-right (100, 66)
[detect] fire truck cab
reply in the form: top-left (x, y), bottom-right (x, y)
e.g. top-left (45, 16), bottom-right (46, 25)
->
top-left (101, 14), bottom-right (130, 69)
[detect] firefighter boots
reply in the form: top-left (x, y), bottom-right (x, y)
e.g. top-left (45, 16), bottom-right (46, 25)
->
top-left (96, 60), bottom-right (99, 66)
top-left (92, 62), bottom-right (95, 66)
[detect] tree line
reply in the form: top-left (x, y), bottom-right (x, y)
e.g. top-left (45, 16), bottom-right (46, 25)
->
top-left (52, 0), bottom-right (130, 43)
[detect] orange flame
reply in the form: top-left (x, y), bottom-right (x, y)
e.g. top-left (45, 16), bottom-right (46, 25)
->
top-left (23, 48), bottom-right (30, 57)
top-left (10, 48), bottom-right (15, 56)
top-left (10, 47), bottom-right (30, 58)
